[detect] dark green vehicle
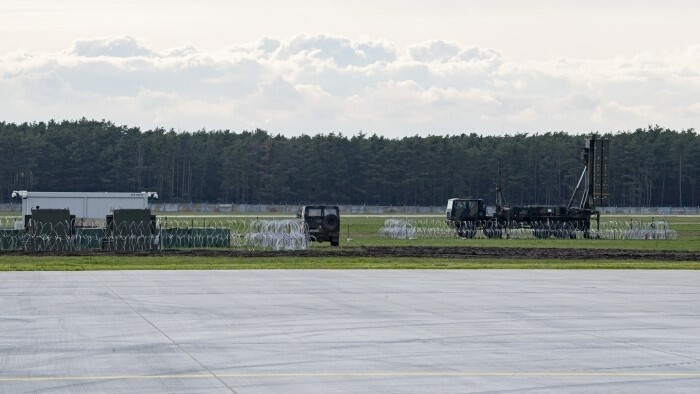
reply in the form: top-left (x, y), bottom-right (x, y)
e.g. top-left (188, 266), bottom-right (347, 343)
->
top-left (297, 205), bottom-right (340, 246)
top-left (445, 198), bottom-right (594, 239)
top-left (446, 135), bottom-right (609, 239)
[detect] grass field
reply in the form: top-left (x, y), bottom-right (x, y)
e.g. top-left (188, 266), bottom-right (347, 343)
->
top-left (144, 213), bottom-right (700, 250)
top-left (335, 215), bottom-right (700, 251)
top-left (0, 213), bottom-right (698, 270)
top-left (0, 255), bottom-right (697, 271)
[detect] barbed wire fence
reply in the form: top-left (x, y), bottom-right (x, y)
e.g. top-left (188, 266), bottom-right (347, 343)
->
top-left (378, 219), bottom-right (456, 239)
top-left (245, 219), bottom-right (308, 251)
top-left (0, 217), bottom-right (311, 252)
top-left (0, 216), bottom-right (680, 252)
top-left (589, 220), bottom-right (677, 240)
top-left (24, 220), bottom-right (75, 252)
top-left (378, 218), bottom-right (677, 240)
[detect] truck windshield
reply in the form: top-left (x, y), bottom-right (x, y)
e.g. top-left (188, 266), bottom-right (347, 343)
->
top-left (468, 200), bottom-right (479, 215)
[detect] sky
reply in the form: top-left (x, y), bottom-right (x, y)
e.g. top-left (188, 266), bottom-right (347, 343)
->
top-left (1, 0), bottom-right (699, 137)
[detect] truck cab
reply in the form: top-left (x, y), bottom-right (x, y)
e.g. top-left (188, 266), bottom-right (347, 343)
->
top-left (445, 198), bottom-right (486, 223)
top-left (445, 198), bottom-right (488, 238)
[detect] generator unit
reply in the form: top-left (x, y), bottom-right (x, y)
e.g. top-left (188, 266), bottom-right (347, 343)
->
top-left (25, 208), bottom-right (76, 251)
top-left (104, 209), bottom-right (158, 251)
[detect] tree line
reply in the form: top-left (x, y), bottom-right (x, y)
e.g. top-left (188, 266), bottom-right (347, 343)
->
top-left (0, 119), bottom-right (697, 207)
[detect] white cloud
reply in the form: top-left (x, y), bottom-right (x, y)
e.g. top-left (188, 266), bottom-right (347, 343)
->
top-left (0, 34), bottom-right (698, 136)
top-left (408, 40), bottom-right (461, 63)
top-left (275, 34), bottom-right (395, 67)
top-left (688, 102), bottom-right (700, 115)
top-left (408, 41), bottom-right (500, 67)
top-left (69, 36), bottom-right (155, 58)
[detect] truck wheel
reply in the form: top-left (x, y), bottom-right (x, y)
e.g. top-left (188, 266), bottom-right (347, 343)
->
top-left (331, 237), bottom-right (339, 247)
top-left (457, 222), bottom-right (476, 239)
top-left (484, 222), bottom-right (502, 238)
top-left (534, 225), bottom-right (550, 239)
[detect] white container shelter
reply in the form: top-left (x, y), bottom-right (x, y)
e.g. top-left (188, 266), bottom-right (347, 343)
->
top-left (11, 191), bottom-right (158, 220)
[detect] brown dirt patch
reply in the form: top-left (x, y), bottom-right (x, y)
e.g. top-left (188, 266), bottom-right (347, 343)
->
top-left (3, 246), bottom-right (698, 261)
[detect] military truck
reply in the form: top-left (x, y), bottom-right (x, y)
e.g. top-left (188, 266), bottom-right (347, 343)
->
top-left (446, 198), bottom-right (593, 238)
top-left (446, 135), bottom-right (609, 239)
top-left (297, 205), bottom-right (340, 246)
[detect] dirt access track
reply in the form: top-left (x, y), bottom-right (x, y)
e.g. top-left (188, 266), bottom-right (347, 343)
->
top-left (4, 246), bottom-right (699, 261)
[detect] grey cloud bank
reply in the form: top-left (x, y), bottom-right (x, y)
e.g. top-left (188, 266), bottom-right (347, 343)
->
top-left (1, 35), bottom-right (698, 137)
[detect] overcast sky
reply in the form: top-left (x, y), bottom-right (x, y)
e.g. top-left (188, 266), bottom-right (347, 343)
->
top-left (1, 0), bottom-right (698, 137)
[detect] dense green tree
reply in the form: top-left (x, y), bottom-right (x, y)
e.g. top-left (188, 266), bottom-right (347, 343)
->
top-left (0, 120), bottom-right (697, 207)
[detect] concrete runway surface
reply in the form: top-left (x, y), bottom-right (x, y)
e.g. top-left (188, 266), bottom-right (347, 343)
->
top-left (1, 270), bottom-right (699, 393)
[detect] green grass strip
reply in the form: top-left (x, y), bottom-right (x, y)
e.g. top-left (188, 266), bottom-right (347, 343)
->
top-left (0, 256), bottom-right (698, 271)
